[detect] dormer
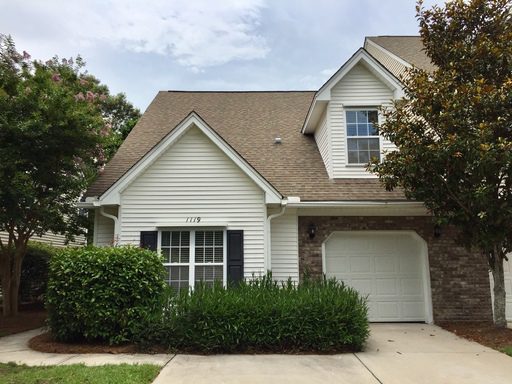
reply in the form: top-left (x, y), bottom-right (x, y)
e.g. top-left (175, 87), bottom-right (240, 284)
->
top-left (303, 48), bottom-right (404, 179)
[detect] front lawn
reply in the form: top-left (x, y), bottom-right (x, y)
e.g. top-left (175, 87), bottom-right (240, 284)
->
top-left (502, 346), bottom-right (512, 357)
top-left (0, 362), bottom-right (161, 384)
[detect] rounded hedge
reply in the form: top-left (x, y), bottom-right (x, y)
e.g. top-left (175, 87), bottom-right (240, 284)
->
top-left (46, 246), bottom-right (167, 344)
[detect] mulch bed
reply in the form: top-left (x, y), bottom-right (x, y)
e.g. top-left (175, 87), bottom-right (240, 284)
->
top-left (29, 333), bottom-right (139, 354)
top-left (0, 304), bottom-right (47, 336)
top-left (17, 319), bottom-right (512, 355)
top-left (29, 332), bottom-right (167, 354)
top-left (439, 321), bottom-right (512, 351)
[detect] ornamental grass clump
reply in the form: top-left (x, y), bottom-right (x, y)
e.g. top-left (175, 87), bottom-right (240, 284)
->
top-left (141, 274), bottom-right (369, 353)
top-left (46, 246), bottom-right (167, 345)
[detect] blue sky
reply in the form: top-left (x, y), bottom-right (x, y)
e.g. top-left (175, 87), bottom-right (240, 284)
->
top-left (1, 0), bottom-right (438, 111)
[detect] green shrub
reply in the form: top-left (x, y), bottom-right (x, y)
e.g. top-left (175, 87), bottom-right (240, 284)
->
top-left (19, 242), bottom-right (57, 304)
top-left (138, 274), bottom-right (369, 353)
top-left (46, 246), bottom-right (167, 345)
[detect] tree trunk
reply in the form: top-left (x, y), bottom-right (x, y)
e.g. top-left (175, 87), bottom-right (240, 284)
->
top-left (1, 243), bottom-right (27, 317)
top-left (490, 248), bottom-right (507, 328)
top-left (1, 260), bottom-right (12, 317)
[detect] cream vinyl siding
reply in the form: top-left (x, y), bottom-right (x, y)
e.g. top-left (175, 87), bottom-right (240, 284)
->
top-left (0, 231), bottom-right (85, 248)
top-left (93, 206), bottom-right (117, 247)
top-left (270, 208), bottom-right (299, 283)
top-left (330, 63), bottom-right (396, 178)
top-left (365, 43), bottom-right (409, 80)
top-left (120, 126), bottom-right (266, 277)
top-left (314, 109), bottom-right (333, 178)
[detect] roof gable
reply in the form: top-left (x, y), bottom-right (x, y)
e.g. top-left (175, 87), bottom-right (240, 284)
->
top-left (93, 112), bottom-right (283, 205)
top-left (302, 49), bottom-right (404, 133)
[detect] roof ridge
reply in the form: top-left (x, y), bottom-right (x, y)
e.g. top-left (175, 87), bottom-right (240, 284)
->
top-left (163, 90), bottom-right (316, 94)
top-left (367, 35), bottom-right (421, 38)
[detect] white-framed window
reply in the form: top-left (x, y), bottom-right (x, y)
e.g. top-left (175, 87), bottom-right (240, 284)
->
top-left (160, 229), bottom-right (226, 292)
top-left (346, 109), bottom-right (380, 165)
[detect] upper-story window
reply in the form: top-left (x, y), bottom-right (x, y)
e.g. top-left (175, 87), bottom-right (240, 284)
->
top-left (346, 110), bottom-right (380, 165)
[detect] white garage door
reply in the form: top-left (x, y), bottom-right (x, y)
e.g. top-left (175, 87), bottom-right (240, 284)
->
top-left (492, 257), bottom-right (512, 321)
top-left (505, 259), bottom-right (512, 321)
top-left (324, 231), bottom-right (430, 322)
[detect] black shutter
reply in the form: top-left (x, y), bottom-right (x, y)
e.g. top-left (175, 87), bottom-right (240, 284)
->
top-left (227, 230), bottom-right (244, 284)
top-left (140, 231), bottom-right (158, 251)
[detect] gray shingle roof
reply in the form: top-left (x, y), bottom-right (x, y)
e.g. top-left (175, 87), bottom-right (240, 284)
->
top-left (367, 36), bottom-right (435, 72)
top-left (86, 91), bottom-right (406, 201)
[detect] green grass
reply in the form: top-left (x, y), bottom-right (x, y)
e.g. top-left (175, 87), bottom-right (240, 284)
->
top-left (502, 346), bottom-right (512, 357)
top-left (0, 362), bottom-right (161, 384)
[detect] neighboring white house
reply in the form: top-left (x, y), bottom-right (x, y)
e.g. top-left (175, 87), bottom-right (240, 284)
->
top-left (0, 231), bottom-right (86, 248)
top-left (80, 36), bottom-right (500, 324)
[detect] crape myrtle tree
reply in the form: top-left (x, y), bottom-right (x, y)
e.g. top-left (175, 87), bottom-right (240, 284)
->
top-left (0, 34), bottom-right (140, 316)
top-left (370, 0), bottom-right (512, 326)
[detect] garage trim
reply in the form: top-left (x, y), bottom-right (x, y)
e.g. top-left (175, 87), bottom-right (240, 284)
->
top-left (321, 230), bottom-right (433, 323)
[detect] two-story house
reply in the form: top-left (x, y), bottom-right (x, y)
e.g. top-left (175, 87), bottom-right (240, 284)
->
top-left (80, 36), bottom-right (508, 324)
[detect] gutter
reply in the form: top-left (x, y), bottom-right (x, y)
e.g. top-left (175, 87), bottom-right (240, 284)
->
top-left (99, 206), bottom-right (120, 246)
top-left (286, 201), bottom-right (425, 209)
top-left (265, 199), bottom-right (288, 271)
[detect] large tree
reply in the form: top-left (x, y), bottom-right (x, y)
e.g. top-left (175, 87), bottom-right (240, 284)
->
top-left (371, 0), bottom-right (512, 326)
top-left (0, 35), bottom-right (139, 316)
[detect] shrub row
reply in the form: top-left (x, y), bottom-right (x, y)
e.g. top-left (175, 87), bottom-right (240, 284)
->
top-left (46, 246), bottom-right (167, 345)
top-left (138, 275), bottom-right (369, 353)
top-left (47, 246), bottom-right (369, 352)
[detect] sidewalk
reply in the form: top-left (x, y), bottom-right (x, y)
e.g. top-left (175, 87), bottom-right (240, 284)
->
top-left (0, 328), bottom-right (174, 366)
top-left (2, 325), bottom-right (512, 383)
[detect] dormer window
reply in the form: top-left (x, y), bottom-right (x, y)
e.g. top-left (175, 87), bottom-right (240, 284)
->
top-left (346, 109), bottom-right (380, 165)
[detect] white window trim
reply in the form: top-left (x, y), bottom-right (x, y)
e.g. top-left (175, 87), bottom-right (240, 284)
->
top-left (344, 107), bottom-right (382, 167)
top-left (158, 229), bottom-right (227, 290)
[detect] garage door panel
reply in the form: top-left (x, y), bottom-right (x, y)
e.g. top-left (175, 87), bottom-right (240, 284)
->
top-left (402, 301), bottom-right (425, 321)
top-left (326, 256), bottom-right (348, 273)
top-left (399, 255), bottom-right (419, 273)
top-left (346, 278), bottom-right (373, 296)
top-left (325, 232), bottom-right (427, 322)
top-left (375, 302), bottom-right (400, 319)
top-left (375, 255), bottom-right (397, 273)
top-left (350, 256), bottom-right (372, 273)
top-left (402, 278), bottom-right (423, 295)
top-left (376, 278), bottom-right (398, 295)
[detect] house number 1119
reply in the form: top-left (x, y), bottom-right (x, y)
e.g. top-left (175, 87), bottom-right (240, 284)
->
top-left (186, 217), bottom-right (201, 223)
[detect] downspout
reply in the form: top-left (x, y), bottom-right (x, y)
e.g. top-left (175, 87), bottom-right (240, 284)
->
top-left (266, 199), bottom-right (288, 272)
top-left (99, 206), bottom-right (120, 246)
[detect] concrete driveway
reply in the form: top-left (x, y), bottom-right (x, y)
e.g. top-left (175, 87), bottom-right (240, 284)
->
top-left (153, 323), bottom-right (512, 384)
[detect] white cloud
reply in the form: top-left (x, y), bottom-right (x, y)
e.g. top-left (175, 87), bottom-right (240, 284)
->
top-left (320, 67), bottom-right (336, 77)
top-left (3, 0), bottom-right (269, 70)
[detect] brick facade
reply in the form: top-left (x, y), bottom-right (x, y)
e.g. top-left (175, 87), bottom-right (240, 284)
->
top-left (298, 216), bottom-right (492, 322)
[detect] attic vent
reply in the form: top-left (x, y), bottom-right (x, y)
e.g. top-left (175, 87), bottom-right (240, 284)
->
top-left (274, 137), bottom-right (282, 144)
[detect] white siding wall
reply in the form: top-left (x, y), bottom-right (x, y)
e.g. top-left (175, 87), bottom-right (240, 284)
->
top-left (93, 206), bottom-right (117, 247)
top-left (314, 109), bottom-right (332, 178)
top-left (330, 63), bottom-right (396, 178)
top-left (119, 126), bottom-right (267, 277)
top-left (270, 208), bottom-right (299, 283)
